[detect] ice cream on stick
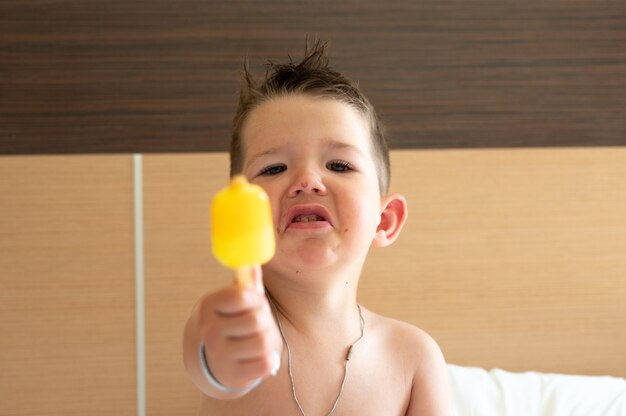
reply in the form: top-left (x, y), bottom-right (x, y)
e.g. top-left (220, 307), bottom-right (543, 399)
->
top-left (211, 175), bottom-right (275, 288)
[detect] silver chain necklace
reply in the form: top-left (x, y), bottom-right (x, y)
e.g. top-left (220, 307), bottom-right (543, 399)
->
top-left (267, 295), bottom-right (365, 416)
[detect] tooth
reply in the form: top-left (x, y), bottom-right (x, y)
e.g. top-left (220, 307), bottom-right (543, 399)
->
top-left (293, 214), bottom-right (324, 223)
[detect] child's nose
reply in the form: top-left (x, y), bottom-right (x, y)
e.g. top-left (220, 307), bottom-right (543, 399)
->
top-left (287, 172), bottom-right (327, 197)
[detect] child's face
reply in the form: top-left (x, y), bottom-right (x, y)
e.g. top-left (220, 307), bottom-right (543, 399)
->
top-left (240, 94), bottom-right (385, 276)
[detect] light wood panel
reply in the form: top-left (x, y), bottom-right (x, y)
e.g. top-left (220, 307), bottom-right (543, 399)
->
top-left (0, 156), bottom-right (136, 415)
top-left (143, 154), bottom-right (230, 415)
top-left (142, 148), bottom-right (626, 414)
top-left (361, 148), bottom-right (626, 377)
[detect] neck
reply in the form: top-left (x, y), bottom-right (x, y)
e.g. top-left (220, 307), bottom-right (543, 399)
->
top-left (263, 268), bottom-right (362, 342)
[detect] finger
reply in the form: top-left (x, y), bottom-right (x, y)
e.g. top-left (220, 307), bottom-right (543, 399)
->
top-left (209, 286), bottom-right (264, 316)
top-left (220, 302), bottom-right (273, 339)
top-left (223, 331), bottom-right (274, 361)
top-left (238, 352), bottom-right (281, 379)
top-left (213, 352), bottom-right (281, 388)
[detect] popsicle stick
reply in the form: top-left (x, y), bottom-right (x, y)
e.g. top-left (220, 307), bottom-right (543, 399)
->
top-left (235, 266), bottom-right (254, 289)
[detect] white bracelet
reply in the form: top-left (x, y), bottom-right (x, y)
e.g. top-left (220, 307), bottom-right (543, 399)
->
top-left (199, 343), bottom-right (263, 394)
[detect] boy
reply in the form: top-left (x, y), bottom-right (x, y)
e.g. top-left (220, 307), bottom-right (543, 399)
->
top-left (183, 40), bottom-right (454, 415)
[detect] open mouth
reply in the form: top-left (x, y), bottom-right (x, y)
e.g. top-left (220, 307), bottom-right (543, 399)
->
top-left (292, 214), bottom-right (326, 223)
top-left (284, 204), bottom-right (332, 229)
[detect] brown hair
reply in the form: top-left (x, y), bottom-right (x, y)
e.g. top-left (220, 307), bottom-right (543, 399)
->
top-left (230, 39), bottom-right (390, 194)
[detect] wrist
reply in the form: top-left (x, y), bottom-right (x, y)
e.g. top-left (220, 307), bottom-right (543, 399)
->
top-left (199, 343), bottom-right (263, 394)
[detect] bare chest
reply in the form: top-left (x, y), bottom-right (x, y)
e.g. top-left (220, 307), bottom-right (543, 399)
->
top-left (199, 358), bottom-right (411, 416)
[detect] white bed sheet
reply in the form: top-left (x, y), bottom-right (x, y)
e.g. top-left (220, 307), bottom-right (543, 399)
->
top-left (448, 364), bottom-right (626, 416)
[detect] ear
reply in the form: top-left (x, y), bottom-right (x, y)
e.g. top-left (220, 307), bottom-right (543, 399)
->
top-left (372, 194), bottom-right (408, 248)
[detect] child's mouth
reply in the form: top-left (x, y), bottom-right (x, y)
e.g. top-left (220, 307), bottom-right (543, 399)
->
top-left (283, 204), bottom-right (333, 231)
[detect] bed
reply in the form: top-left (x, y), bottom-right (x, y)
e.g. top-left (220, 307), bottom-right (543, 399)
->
top-left (448, 364), bottom-right (625, 415)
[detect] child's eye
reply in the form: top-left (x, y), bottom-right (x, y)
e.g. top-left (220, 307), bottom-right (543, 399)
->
top-left (260, 164), bottom-right (287, 176)
top-left (326, 160), bottom-right (353, 172)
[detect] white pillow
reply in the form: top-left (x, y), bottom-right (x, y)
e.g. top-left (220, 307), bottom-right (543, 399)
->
top-left (447, 364), bottom-right (626, 416)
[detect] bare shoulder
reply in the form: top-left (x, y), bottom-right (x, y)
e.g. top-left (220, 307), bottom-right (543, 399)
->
top-left (364, 309), bottom-right (455, 415)
top-left (365, 309), bottom-right (444, 367)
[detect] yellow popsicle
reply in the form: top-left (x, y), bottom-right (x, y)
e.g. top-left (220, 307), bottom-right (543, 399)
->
top-left (211, 175), bottom-right (275, 287)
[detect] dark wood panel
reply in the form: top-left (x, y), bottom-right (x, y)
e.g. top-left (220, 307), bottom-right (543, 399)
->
top-left (1, 1), bottom-right (625, 154)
